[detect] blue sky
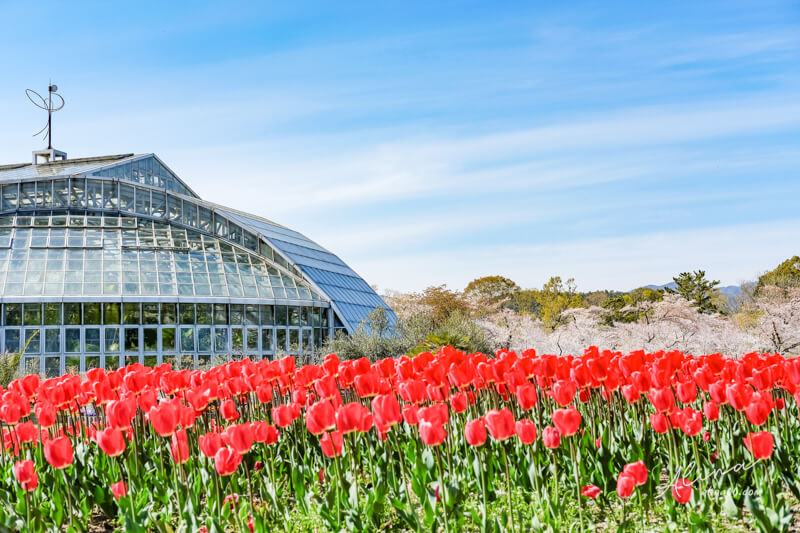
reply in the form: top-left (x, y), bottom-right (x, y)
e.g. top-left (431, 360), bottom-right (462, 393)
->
top-left (1, 1), bottom-right (798, 293)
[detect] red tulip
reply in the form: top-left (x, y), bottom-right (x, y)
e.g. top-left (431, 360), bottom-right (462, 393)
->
top-left (543, 426), bottom-right (561, 449)
top-left (551, 406), bottom-right (581, 437)
top-left (622, 461), bottom-right (648, 486)
top-left (616, 472), bottom-right (635, 498)
top-left (621, 384), bottom-right (640, 404)
top-left (107, 398), bottom-right (137, 430)
top-left (485, 408), bottom-right (515, 441)
top-left (465, 418), bottom-right (487, 447)
top-left (703, 401), bottom-right (719, 422)
top-left (306, 400), bottom-right (336, 435)
top-left (253, 422), bottom-right (280, 445)
top-left (745, 395), bottom-right (772, 427)
top-left (220, 399), bottom-right (240, 422)
top-left (672, 478), bottom-right (692, 504)
top-left (199, 432), bottom-right (224, 458)
top-left (16, 421), bottom-right (37, 444)
top-left (372, 393), bottom-right (402, 429)
top-left (551, 379), bottom-right (577, 406)
top-left (271, 404), bottom-right (295, 428)
top-left (336, 402), bottom-right (370, 435)
top-left (111, 480), bottom-right (128, 500)
top-left (516, 383), bottom-right (538, 410)
top-left (256, 384), bottom-right (273, 404)
top-left (676, 381), bottom-right (697, 404)
top-left (398, 405), bottom-right (417, 426)
top-left (649, 412), bottom-right (668, 434)
top-left (743, 431), bottom-right (774, 460)
top-left (419, 420), bottom-right (447, 446)
top-left (97, 427), bottom-right (126, 457)
top-left (320, 430), bottom-right (344, 457)
top-left (14, 460), bottom-right (36, 491)
top-left (681, 408), bottom-right (703, 437)
top-left (726, 382), bottom-right (753, 411)
top-left (581, 484), bottom-right (601, 499)
top-left (214, 446), bottom-right (242, 476)
top-left (450, 392), bottom-right (468, 414)
top-left (149, 402), bottom-right (179, 437)
top-left (224, 424), bottom-right (254, 455)
top-left (44, 436), bottom-right (74, 469)
top-left (34, 400), bottom-right (57, 428)
top-left (648, 388), bottom-right (675, 412)
top-left (515, 419), bottom-right (537, 444)
top-left (171, 429), bottom-right (190, 464)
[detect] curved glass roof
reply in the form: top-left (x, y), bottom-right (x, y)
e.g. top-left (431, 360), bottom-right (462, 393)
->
top-left (0, 152), bottom-right (394, 334)
top-left (0, 213), bottom-right (320, 300)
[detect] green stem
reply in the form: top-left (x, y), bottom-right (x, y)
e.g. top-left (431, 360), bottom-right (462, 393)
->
top-left (435, 446), bottom-right (452, 533)
top-left (570, 437), bottom-right (584, 531)
top-left (501, 442), bottom-right (515, 533)
top-left (61, 468), bottom-right (76, 530)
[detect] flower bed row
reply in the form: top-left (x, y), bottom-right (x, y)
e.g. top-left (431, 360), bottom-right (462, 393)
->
top-left (1, 346), bottom-right (798, 532)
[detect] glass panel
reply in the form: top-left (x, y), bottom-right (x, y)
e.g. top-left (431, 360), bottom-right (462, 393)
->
top-left (247, 328), bottom-right (258, 352)
top-left (45, 328), bottom-right (60, 352)
top-left (45, 357), bottom-right (61, 378)
top-left (276, 329), bottom-right (286, 353)
top-left (66, 356), bottom-right (80, 374)
top-left (104, 355), bottom-right (120, 370)
top-left (123, 303), bottom-right (140, 325)
top-left (275, 306), bottom-right (287, 326)
top-left (24, 328), bottom-right (40, 353)
top-left (143, 328), bottom-right (158, 351)
top-left (44, 303), bottom-right (61, 325)
top-left (4, 304), bottom-right (22, 326)
top-left (23, 304), bottom-right (42, 325)
top-left (261, 329), bottom-right (273, 352)
top-left (103, 303), bottom-right (121, 324)
top-left (260, 305), bottom-right (274, 326)
top-left (4, 329), bottom-right (20, 352)
top-left (160, 303), bottom-right (176, 324)
top-left (162, 327), bottom-right (176, 351)
top-left (213, 304), bottom-right (227, 325)
top-left (85, 356), bottom-right (100, 370)
top-left (231, 328), bottom-right (243, 352)
top-left (196, 304), bottom-right (212, 325)
top-left (245, 305), bottom-right (259, 325)
top-left (180, 304), bottom-right (195, 324)
top-left (289, 307), bottom-right (300, 326)
top-left (143, 303), bottom-right (159, 324)
top-left (230, 305), bottom-right (244, 325)
top-left (180, 327), bottom-right (195, 352)
top-left (198, 327), bottom-right (211, 351)
top-left (85, 328), bottom-right (100, 352)
top-left (214, 327), bottom-right (228, 352)
top-left (104, 328), bottom-right (121, 352)
top-left (289, 329), bottom-right (299, 352)
top-left (125, 327), bottom-right (139, 351)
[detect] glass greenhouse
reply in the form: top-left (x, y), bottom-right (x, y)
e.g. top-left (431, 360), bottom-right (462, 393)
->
top-left (0, 152), bottom-right (397, 375)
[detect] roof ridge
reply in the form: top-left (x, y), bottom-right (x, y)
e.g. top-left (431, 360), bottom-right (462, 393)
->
top-left (0, 153), bottom-right (136, 171)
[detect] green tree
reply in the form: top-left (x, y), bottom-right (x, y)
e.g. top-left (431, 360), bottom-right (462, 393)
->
top-left (534, 276), bottom-right (583, 331)
top-left (602, 287), bottom-right (664, 325)
top-left (667, 270), bottom-right (723, 314)
top-left (756, 256), bottom-right (800, 294)
top-left (463, 275), bottom-right (520, 307)
top-left (510, 289), bottom-right (540, 315)
top-left (417, 285), bottom-right (470, 325)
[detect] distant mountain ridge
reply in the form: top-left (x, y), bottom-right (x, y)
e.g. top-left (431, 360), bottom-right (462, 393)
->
top-left (642, 282), bottom-right (743, 303)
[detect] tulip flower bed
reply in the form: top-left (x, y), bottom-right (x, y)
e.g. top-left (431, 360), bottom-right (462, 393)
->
top-left (1, 347), bottom-right (799, 532)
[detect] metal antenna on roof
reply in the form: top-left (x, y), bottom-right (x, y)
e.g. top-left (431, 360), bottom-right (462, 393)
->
top-left (26, 82), bottom-right (65, 150)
